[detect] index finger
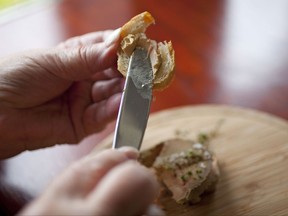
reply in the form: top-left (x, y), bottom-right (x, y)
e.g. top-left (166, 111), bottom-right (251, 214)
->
top-left (88, 161), bottom-right (159, 216)
top-left (58, 30), bottom-right (114, 48)
top-left (48, 147), bottom-right (139, 198)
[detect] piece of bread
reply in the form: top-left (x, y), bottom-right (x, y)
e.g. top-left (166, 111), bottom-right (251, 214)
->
top-left (139, 139), bottom-right (220, 205)
top-left (117, 11), bottom-right (175, 91)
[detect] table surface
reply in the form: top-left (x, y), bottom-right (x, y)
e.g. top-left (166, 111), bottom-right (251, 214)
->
top-left (0, 0), bottom-right (288, 214)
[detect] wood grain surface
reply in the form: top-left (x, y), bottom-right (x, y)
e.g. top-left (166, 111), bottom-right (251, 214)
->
top-left (93, 105), bottom-right (288, 216)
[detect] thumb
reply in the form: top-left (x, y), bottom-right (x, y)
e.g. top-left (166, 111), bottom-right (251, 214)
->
top-left (46, 28), bottom-right (121, 81)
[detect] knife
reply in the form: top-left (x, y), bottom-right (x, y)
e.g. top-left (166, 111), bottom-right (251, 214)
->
top-left (113, 47), bottom-right (153, 150)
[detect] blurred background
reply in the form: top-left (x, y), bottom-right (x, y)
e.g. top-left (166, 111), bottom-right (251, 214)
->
top-left (0, 0), bottom-right (31, 9)
top-left (0, 0), bottom-right (288, 214)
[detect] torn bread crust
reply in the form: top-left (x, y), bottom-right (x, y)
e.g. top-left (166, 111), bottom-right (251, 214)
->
top-left (117, 11), bottom-right (175, 91)
top-left (120, 11), bottom-right (155, 39)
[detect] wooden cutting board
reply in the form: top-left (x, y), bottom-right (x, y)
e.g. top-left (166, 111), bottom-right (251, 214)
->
top-left (93, 105), bottom-right (288, 216)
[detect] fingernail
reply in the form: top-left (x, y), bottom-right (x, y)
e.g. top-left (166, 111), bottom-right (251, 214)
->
top-left (145, 204), bottom-right (166, 216)
top-left (105, 28), bottom-right (121, 47)
top-left (118, 146), bottom-right (139, 160)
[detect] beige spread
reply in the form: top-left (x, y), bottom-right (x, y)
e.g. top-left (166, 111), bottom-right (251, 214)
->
top-left (120, 33), bottom-right (162, 77)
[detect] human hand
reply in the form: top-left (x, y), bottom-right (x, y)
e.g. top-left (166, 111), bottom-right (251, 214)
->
top-left (0, 29), bottom-right (123, 158)
top-left (19, 147), bottom-right (164, 216)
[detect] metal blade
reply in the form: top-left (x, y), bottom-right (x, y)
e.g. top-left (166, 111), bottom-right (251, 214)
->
top-left (113, 47), bottom-right (153, 150)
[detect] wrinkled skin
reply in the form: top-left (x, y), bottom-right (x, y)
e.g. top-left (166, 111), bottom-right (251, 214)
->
top-left (20, 147), bottom-right (162, 216)
top-left (0, 29), bottom-right (123, 158)
top-left (0, 30), bottom-right (164, 216)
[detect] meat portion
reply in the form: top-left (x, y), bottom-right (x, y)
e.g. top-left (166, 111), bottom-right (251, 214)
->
top-left (139, 139), bottom-right (220, 205)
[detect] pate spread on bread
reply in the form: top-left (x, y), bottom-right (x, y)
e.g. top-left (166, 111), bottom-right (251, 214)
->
top-left (117, 11), bottom-right (175, 90)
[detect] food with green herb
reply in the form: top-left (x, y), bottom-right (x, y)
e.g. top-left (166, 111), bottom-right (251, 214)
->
top-left (139, 138), bottom-right (220, 204)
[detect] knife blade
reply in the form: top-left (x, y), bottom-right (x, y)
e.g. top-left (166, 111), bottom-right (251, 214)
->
top-left (113, 47), bottom-right (153, 150)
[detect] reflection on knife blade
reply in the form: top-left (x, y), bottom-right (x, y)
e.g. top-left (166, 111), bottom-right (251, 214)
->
top-left (113, 47), bottom-right (153, 150)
